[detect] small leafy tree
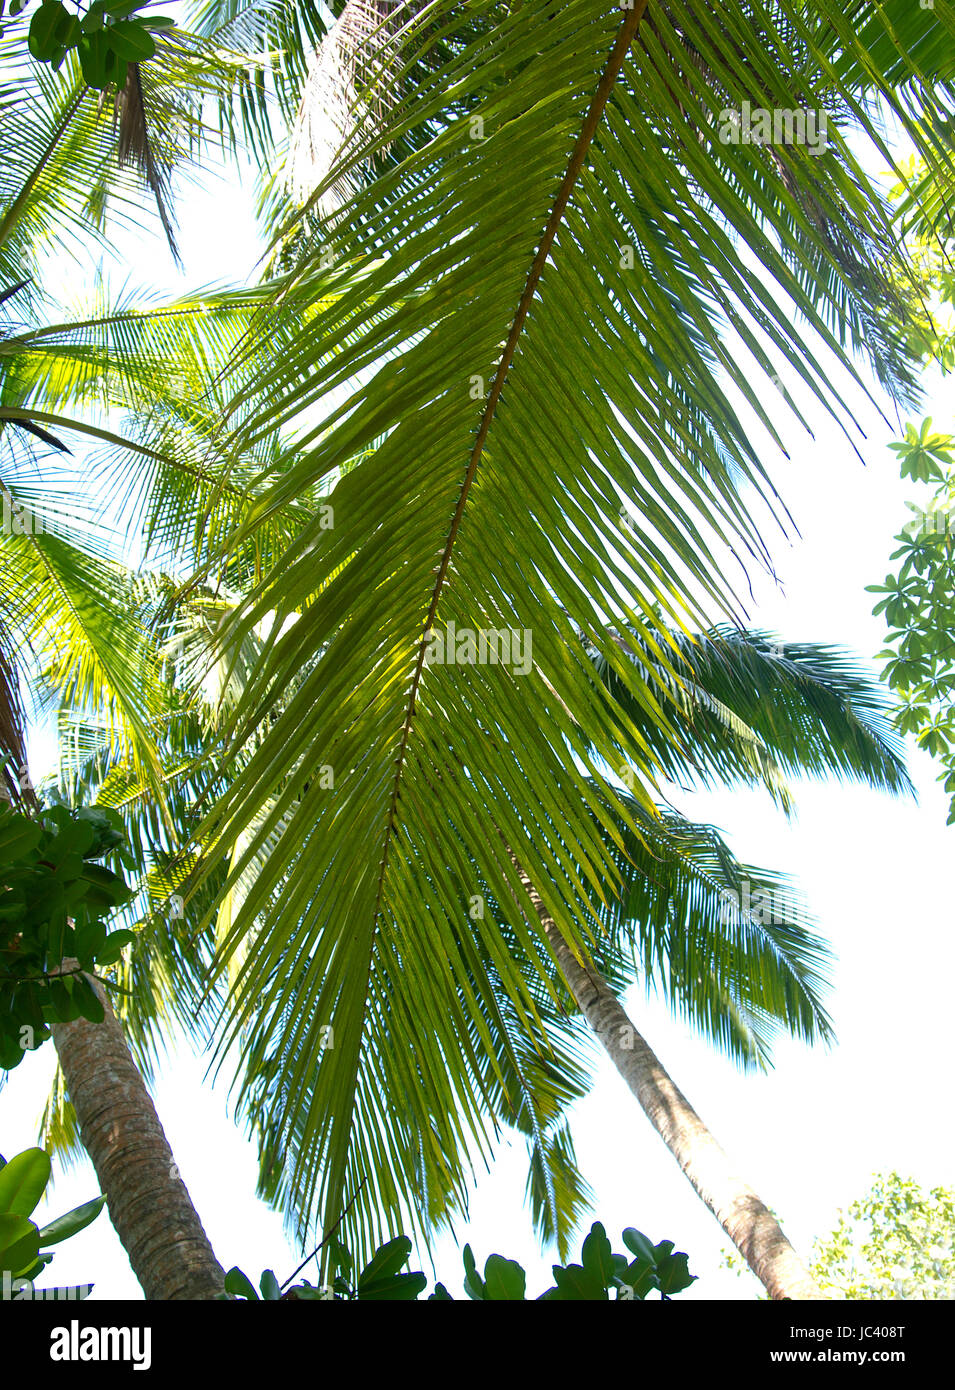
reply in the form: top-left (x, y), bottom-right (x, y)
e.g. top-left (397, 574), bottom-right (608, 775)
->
top-left (811, 1173), bottom-right (955, 1301)
top-left (869, 155), bottom-right (955, 817)
top-left (868, 421), bottom-right (955, 820)
top-left (723, 1172), bottom-right (955, 1300)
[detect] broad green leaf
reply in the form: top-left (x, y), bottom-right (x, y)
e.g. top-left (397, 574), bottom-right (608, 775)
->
top-left (654, 1244), bottom-right (696, 1296)
top-left (0, 808), bottom-right (42, 861)
top-left (462, 1243), bottom-right (484, 1301)
top-left (622, 1228), bottom-right (657, 1263)
top-left (36, 1195), bottom-right (106, 1247)
top-left (482, 1254), bottom-right (526, 1301)
top-left (0, 1148), bottom-right (51, 1218)
top-left (106, 18), bottom-right (155, 62)
top-left (28, 1), bottom-right (68, 60)
top-left (581, 1221), bottom-right (614, 1288)
top-left (0, 1214), bottom-right (41, 1276)
top-left (223, 1266), bottom-right (259, 1300)
top-left (552, 1261), bottom-right (606, 1301)
top-left (356, 1271), bottom-right (427, 1301)
top-left (357, 1236), bottom-right (412, 1290)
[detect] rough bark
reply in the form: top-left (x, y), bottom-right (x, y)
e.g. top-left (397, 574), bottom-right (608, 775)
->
top-left (52, 963), bottom-right (226, 1300)
top-left (510, 861), bottom-right (824, 1301)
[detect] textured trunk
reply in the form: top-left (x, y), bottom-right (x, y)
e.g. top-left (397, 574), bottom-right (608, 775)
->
top-left (511, 861), bottom-right (824, 1301)
top-left (52, 963), bottom-right (225, 1300)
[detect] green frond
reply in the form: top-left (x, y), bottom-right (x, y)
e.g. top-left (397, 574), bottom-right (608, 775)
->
top-left (590, 624), bottom-right (915, 808)
top-left (37, 1064), bottom-right (87, 1175)
top-left (9, 0), bottom-right (942, 1264)
top-left (596, 793), bottom-right (835, 1069)
top-left (524, 1120), bottom-right (595, 1262)
top-left (187, 0), bottom-right (333, 141)
top-left (162, 0), bottom-right (942, 1256)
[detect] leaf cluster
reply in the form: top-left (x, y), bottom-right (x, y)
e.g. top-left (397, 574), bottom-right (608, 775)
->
top-left (0, 1145), bottom-right (104, 1299)
top-left (812, 1172), bottom-right (955, 1301)
top-left (0, 800), bottom-right (135, 1068)
top-left (222, 1221), bottom-right (696, 1302)
top-left (868, 421), bottom-right (955, 817)
top-left (8, 0), bottom-right (175, 91)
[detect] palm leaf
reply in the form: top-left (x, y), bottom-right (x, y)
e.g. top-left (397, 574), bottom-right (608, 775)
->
top-left (589, 624), bottom-right (914, 807)
top-left (164, 0), bottom-right (946, 1258)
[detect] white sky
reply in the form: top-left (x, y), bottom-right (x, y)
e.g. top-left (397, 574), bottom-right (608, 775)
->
top-left (4, 115), bottom-right (954, 1302)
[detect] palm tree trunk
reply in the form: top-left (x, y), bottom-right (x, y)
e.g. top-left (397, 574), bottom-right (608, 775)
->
top-left (510, 860), bottom-right (824, 1301)
top-left (52, 963), bottom-right (226, 1300)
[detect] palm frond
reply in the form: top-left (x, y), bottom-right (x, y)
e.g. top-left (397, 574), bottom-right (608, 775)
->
top-left (596, 793), bottom-right (834, 1068)
top-left (163, 0), bottom-right (945, 1259)
top-left (286, 0), bottom-right (416, 208)
top-left (187, 0), bottom-right (333, 140)
top-left (590, 625), bottom-right (914, 808)
top-left (0, 611), bottom-right (30, 804)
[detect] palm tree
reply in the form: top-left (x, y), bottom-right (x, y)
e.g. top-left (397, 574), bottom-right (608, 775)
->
top-left (5, 0), bottom-right (948, 1296)
top-left (508, 626), bottom-right (912, 1299)
top-left (40, 577), bottom-right (910, 1299)
top-left (0, 30), bottom-right (320, 1297)
top-left (48, 966), bottom-right (228, 1300)
top-left (515, 865), bottom-right (826, 1301)
top-left (158, 0), bottom-right (943, 1268)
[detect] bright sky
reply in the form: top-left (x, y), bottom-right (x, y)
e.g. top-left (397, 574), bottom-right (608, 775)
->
top-left (4, 109), bottom-right (954, 1302)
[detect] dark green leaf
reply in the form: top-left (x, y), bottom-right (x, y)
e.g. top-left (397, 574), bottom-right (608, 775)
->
top-left (482, 1254), bottom-right (526, 1301)
top-left (223, 1266), bottom-right (259, 1300)
top-left (27, 1), bottom-right (67, 60)
top-left (356, 1271), bottom-right (427, 1300)
top-left (106, 18), bottom-right (155, 62)
top-left (357, 1235), bottom-right (412, 1291)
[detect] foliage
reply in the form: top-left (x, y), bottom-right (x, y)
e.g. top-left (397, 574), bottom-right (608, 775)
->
top-left (811, 1173), bottom-right (955, 1301)
top-left (1, 0), bottom-right (951, 1282)
top-left (41, 615), bottom-right (912, 1260)
top-left (868, 421), bottom-right (955, 818)
top-left (164, 0), bottom-right (944, 1262)
top-left (222, 1222), bottom-right (696, 1302)
top-left (869, 148), bottom-right (955, 821)
top-left (724, 1172), bottom-right (955, 1300)
top-left (0, 1145), bottom-right (104, 1298)
top-left (3, 0), bottom-right (176, 91)
top-left (0, 800), bottom-right (134, 1070)
top-left (0, 43), bottom-right (338, 795)
top-left (0, 42), bottom-right (248, 786)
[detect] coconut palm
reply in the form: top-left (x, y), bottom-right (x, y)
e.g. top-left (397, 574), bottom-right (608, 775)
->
top-left (0, 31), bottom-right (341, 1297)
top-left (5, 0), bottom-right (950, 1298)
top-left (509, 626), bottom-right (911, 1298)
top-left (150, 0), bottom-right (947, 1272)
top-left (38, 586), bottom-right (910, 1301)
top-left (0, 16), bottom-right (308, 789)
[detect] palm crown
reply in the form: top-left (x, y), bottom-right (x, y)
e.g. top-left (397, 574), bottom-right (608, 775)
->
top-left (1, 0), bottom-right (947, 1295)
